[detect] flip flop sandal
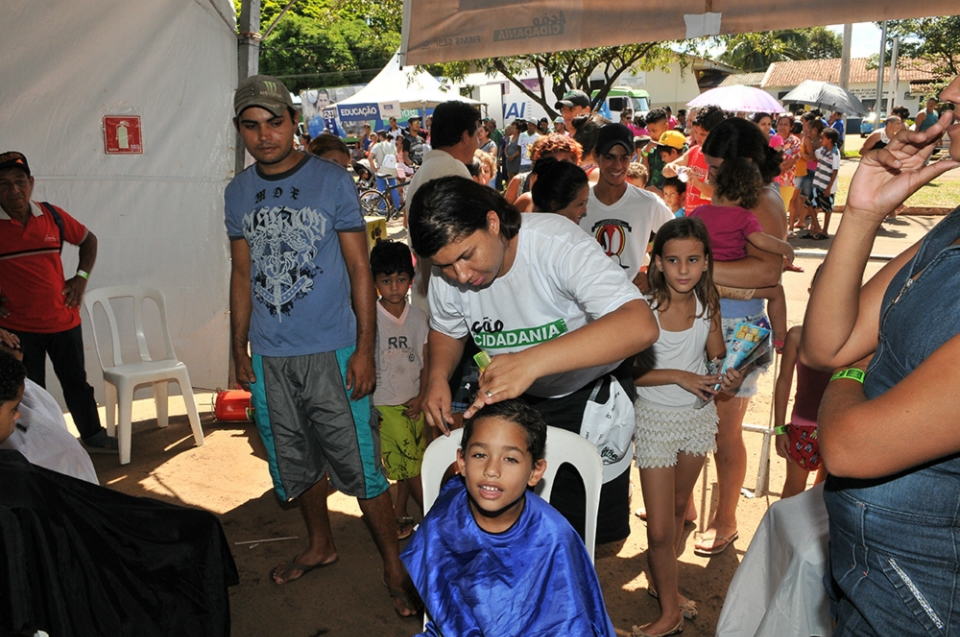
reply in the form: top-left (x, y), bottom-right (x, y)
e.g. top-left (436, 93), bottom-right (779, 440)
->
top-left (693, 531), bottom-right (739, 557)
top-left (397, 517), bottom-right (415, 540)
top-left (383, 579), bottom-right (423, 618)
top-left (269, 554), bottom-right (337, 585)
top-left (812, 233), bottom-right (829, 241)
top-left (630, 617), bottom-right (685, 637)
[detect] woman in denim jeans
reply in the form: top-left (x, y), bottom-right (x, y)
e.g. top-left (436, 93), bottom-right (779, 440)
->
top-left (802, 75), bottom-right (960, 636)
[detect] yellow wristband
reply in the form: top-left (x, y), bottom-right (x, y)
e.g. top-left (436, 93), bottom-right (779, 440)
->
top-left (76, 269), bottom-right (90, 280)
top-left (830, 368), bottom-right (865, 384)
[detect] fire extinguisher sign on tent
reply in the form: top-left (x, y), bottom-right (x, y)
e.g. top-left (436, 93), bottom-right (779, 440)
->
top-left (103, 116), bottom-right (143, 154)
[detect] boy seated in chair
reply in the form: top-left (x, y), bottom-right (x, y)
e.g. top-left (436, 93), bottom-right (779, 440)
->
top-left (401, 400), bottom-right (616, 636)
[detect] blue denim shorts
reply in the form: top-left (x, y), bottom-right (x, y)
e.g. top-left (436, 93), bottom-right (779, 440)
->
top-left (825, 484), bottom-right (960, 636)
top-left (720, 311), bottom-right (772, 398)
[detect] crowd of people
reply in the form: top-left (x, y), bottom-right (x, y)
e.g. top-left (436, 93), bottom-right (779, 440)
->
top-left (2, 68), bottom-right (958, 636)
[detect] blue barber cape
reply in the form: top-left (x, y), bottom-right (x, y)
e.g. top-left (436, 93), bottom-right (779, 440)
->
top-left (401, 476), bottom-right (615, 637)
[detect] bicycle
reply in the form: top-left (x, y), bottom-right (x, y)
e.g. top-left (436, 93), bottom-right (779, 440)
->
top-left (358, 184), bottom-right (405, 221)
top-left (358, 170), bottom-right (417, 221)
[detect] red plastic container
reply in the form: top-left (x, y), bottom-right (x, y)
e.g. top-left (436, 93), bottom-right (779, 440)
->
top-left (214, 389), bottom-right (254, 422)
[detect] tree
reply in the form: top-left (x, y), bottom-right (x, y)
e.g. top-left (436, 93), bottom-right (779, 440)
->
top-left (715, 27), bottom-right (843, 72)
top-left (884, 16), bottom-right (960, 82)
top-left (233, 0), bottom-right (400, 92)
top-left (429, 44), bottom-right (677, 121)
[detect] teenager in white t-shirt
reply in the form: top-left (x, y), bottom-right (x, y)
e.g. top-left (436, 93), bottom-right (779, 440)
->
top-left (580, 123), bottom-right (673, 290)
top-left (409, 175), bottom-right (660, 544)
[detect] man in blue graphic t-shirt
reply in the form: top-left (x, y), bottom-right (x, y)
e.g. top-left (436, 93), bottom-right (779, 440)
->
top-left (225, 75), bottom-right (419, 616)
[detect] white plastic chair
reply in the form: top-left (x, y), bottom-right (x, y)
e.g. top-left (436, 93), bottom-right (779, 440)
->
top-left (421, 425), bottom-right (604, 562)
top-left (83, 285), bottom-right (204, 465)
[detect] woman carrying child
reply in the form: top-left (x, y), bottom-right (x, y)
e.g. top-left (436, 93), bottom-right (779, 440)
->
top-left (409, 176), bottom-right (659, 545)
top-left (689, 156), bottom-right (795, 351)
top-left (632, 218), bottom-right (741, 637)
top-left (693, 117), bottom-right (786, 556)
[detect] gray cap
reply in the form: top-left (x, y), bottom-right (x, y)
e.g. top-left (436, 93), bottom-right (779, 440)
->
top-left (235, 75), bottom-right (295, 117)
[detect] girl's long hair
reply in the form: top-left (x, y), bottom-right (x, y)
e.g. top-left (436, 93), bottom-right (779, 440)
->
top-left (646, 217), bottom-right (720, 319)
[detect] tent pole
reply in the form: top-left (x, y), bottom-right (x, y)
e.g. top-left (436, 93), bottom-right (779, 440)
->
top-left (236, 0), bottom-right (262, 177)
top-left (230, 0), bottom-right (261, 389)
top-left (874, 21), bottom-right (887, 116)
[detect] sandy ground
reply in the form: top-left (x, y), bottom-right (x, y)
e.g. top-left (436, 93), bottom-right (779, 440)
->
top-left (78, 212), bottom-right (944, 637)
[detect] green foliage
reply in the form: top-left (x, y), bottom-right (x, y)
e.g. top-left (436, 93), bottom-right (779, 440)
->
top-left (233, 0), bottom-right (401, 92)
top-left (884, 16), bottom-right (960, 80)
top-left (429, 43), bottom-right (676, 120)
top-left (715, 28), bottom-right (843, 72)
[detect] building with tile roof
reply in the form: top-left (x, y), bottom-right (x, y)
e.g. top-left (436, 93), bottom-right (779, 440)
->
top-left (719, 57), bottom-right (946, 114)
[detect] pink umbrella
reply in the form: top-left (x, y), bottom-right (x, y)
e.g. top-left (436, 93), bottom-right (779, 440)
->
top-left (687, 85), bottom-right (784, 114)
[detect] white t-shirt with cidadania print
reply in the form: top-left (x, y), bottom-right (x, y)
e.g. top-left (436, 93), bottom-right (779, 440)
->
top-left (580, 184), bottom-right (674, 282)
top-left (428, 213), bottom-right (645, 398)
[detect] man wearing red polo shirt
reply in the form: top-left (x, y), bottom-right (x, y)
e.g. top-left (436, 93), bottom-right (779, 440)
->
top-left (0, 152), bottom-right (116, 452)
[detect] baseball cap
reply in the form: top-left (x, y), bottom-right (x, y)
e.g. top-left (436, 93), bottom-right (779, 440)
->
top-left (596, 123), bottom-right (635, 155)
top-left (234, 75), bottom-right (295, 117)
top-left (554, 89), bottom-right (590, 110)
top-left (656, 130), bottom-right (687, 151)
top-left (0, 152), bottom-right (30, 177)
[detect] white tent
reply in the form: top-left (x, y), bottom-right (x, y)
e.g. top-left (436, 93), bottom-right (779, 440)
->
top-left (0, 0), bottom-right (237, 406)
top-left (332, 51), bottom-right (477, 122)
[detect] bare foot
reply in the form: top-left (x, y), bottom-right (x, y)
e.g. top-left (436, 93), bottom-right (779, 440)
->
top-left (633, 612), bottom-right (684, 637)
top-left (270, 550), bottom-right (338, 585)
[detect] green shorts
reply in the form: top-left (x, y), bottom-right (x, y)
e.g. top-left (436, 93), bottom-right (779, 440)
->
top-left (376, 404), bottom-right (426, 481)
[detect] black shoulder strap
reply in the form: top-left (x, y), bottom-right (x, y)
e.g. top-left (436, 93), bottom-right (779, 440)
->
top-left (39, 202), bottom-right (65, 254)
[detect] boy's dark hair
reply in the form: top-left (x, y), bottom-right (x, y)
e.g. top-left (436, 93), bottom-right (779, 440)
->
top-left (431, 101), bottom-right (481, 149)
top-left (661, 176), bottom-right (685, 196)
top-left (531, 157), bottom-right (588, 213)
top-left (792, 121), bottom-right (803, 135)
top-left (713, 156), bottom-right (763, 210)
top-left (692, 105), bottom-right (729, 132)
top-left (462, 399), bottom-right (547, 463)
top-left (0, 350), bottom-right (26, 403)
top-left (410, 176), bottom-right (521, 259)
top-left (822, 127), bottom-right (839, 144)
top-left (370, 240), bottom-right (415, 278)
top-left (644, 108), bottom-right (667, 126)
